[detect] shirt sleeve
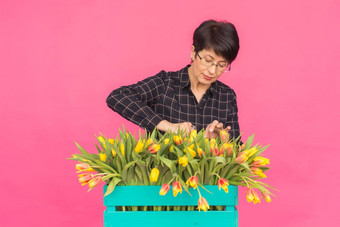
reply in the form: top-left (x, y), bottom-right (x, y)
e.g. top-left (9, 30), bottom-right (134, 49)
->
top-left (106, 70), bottom-right (167, 132)
top-left (225, 91), bottom-right (241, 140)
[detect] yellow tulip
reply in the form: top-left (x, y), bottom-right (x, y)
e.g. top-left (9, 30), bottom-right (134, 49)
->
top-left (179, 156), bottom-right (188, 167)
top-left (210, 138), bottom-right (216, 147)
top-left (163, 138), bottom-right (170, 144)
top-left (120, 143), bottom-right (125, 157)
top-left (169, 145), bottom-right (174, 153)
top-left (189, 130), bottom-right (197, 142)
top-left (146, 138), bottom-right (152, 146)
top-left (108, 139), bottom-right (115, 145)
top-left (150, 168), bottom-right (160, 182)
top-left (190, 130), bottom-right (197, 138)
top-left (187, 146), bottom-right (197, 157)
top-left (134, 140), bottom-right (144, 153)
top-left (111, 148), bottom-right (117, 157)
top-left (99, 153), bottom-right (107, 162)
top-left (98, 136), bottom-right (105, 144)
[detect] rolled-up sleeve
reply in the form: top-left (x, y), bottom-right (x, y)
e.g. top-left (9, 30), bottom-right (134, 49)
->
top-left (106, 71), bottom-right (166, 132)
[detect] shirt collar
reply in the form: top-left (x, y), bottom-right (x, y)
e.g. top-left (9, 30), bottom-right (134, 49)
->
top-left (179, 65), bottom-right (216, 98)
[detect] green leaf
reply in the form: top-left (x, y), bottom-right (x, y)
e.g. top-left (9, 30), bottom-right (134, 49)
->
top-left (244, 134), bottom-right (255, 150)
top-left (121, 161), bottom-right (137, 182)
top-left (136, 161), bottom-right (149, 185)
top-left (104, 178), bottom-right (122, 197)
top-left (212, 163), bottom-right (227, 174)
top-left (241, 162), bottom-right (252, 172)
top-left (75, 142), bottom-right (89, 156)
top-left (159, 156), bottom-right (176, 174)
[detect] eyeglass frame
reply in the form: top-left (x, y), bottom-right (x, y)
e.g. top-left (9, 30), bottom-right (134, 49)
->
top-left (196, 53), bottom-right (231, 72)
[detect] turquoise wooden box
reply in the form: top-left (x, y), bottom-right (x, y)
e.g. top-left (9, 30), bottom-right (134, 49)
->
top-left (103, 185), bottom-right (238, 227)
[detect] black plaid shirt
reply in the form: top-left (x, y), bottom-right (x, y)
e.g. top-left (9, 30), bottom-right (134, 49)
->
top-left (106, 65), bottom-right (240, 138)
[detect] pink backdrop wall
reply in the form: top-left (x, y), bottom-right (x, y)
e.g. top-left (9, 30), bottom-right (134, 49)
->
top-left (1, 0), bottom-right (339, 226)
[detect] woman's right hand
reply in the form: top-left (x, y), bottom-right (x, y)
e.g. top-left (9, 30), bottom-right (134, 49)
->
top-left (156, 120), bottom-right (193, 135)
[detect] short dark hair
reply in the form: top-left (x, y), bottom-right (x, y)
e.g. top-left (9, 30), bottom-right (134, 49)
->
top-left (193, 20), bottom-right (240, 64)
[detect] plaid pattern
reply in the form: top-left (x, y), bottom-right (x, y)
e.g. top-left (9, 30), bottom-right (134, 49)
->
top-left (106, 65), bottom-right (240, 139)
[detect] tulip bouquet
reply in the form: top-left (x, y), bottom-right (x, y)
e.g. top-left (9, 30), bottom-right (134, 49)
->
top-left (69, 127), bottom-right (274, 212)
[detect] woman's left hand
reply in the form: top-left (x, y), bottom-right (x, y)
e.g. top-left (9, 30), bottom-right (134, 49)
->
top-left (204, 120), bottom-right (231, 139)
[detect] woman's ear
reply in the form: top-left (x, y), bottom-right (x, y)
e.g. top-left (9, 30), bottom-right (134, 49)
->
top-left (191, 45), bottom-right (195, 61)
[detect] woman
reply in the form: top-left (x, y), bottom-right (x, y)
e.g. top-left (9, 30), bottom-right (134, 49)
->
top-left (106, 20), bottom-right (240, 139)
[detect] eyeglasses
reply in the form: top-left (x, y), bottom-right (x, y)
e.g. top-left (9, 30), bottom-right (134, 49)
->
top-left (196, 53), bottom-right (231, 72)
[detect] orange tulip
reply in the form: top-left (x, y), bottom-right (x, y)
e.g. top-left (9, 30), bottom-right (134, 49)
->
top-left (88, 176), bottom-right (102, 189)
top-left (261, 191), bottom-right (272, 203)
top-left (172, 181), bottom-right (182, 197)
top-left (76, 163), bottom-right (95, 173)
top-left (186, 176), bottom-right (198, 189)
top-left (198, 196), bottom-right (210, 212)
top-left (159, 183), bottom-right (170, 195)
top-left (251, 167), bottom-right (267, 178)
top-left (248, 147), bottom-right (258, 157)
top-left (173, 135), bottom-right (183, 145)
top-left (217, 178), bottom-right (229, 193)
top-left (148, 143), bottom-right (160, 154)
top-left (197, 147), bottom-right (205, 157)
top-left (220, 130), bottom-right (229, 142)
top-left (246, 188), bottom-right (261, 204)
top-left (78, 173), bottom-right (94, 186)
top-left (235, 151), bottom-right (249, 164)
top-left (251, 157), bottom-right (270, 167)
top-left (220, 143), bottom-right (233, 156)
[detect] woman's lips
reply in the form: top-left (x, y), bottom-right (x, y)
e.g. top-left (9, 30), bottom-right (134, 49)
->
top-left (203, 74), bottom-right (212, 80)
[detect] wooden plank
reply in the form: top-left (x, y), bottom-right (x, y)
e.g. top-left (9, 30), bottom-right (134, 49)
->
top-left (103, 185), bottom-right (238, 206)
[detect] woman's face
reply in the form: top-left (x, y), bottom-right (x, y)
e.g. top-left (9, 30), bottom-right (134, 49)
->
top-left (189, 47), bottom-right (228, 87)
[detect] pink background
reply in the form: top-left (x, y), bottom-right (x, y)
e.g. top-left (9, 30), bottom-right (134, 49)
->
top-left (1, 0), bottom-right (339, 226)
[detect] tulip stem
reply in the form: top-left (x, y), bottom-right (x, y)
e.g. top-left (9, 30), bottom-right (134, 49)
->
top-left (211, 172), bottom-right (221, 179)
